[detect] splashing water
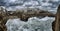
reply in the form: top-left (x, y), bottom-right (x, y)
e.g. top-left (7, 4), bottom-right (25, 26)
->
top-left (1, 0), bottom-right (59, 14)
top-left (6, 16), bottom-right (55, 31)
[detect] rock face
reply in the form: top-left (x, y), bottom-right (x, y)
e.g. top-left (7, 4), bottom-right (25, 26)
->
top-left (6, 16), bottom-right (55, 31)
top-left (0, 6), bottom-right (55, 31)
top-left (0, 6), bottom-right (56, 31)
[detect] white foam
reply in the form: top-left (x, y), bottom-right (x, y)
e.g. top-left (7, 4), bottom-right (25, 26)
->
top-left (6, 16), bottom-right (55, 31)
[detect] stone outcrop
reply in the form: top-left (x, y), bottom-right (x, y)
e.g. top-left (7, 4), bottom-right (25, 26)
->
top-left (0, 6), bottom-right (56, 31)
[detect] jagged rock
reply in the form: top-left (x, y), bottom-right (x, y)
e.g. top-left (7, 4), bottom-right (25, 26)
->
top-left (0, 5), bottom-right (56, 31)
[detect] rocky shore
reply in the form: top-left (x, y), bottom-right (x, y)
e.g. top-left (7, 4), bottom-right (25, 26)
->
top-left (0, 6), bottom-right (56, 31)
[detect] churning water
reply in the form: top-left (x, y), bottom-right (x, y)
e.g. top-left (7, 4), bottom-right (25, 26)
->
top-left (6, 16), bottom-right (55, 31)
top-left (0, 0), bottom-right (60, 14)
top-left (0, 0), bottom-right (59, 31)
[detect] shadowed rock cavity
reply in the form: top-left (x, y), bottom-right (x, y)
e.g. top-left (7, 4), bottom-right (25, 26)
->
top-left (0, 27), bottom-right (4, 31)
top-left (20, 16), bottom-right (46, 22)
